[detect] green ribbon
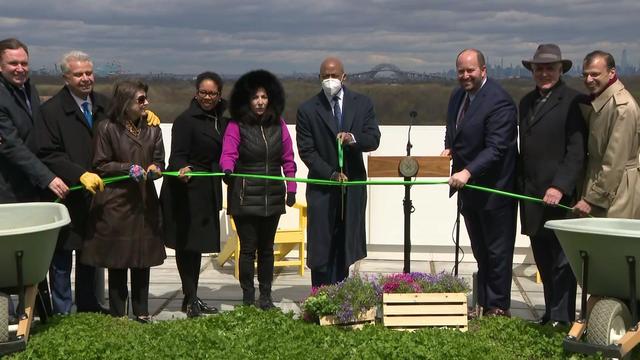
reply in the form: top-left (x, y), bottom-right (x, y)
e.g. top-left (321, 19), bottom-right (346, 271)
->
top-left (55, 171), bottom-right (579, 214)
top-left (337, 138), bottom-right (343, 169)
top-left (464, 184), bottom-right (574, 213)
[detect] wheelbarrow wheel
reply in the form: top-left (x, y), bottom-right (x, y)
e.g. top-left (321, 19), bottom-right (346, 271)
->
top-left (587, 298), bottom-right (631, 346)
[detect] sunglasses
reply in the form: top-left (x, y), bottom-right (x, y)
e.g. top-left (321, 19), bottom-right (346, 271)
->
top-left (136, 95), bottom-right (148, 104)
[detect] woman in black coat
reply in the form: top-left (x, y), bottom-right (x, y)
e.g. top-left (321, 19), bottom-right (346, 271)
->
top-left (160, 72), bottom-right (227, 317)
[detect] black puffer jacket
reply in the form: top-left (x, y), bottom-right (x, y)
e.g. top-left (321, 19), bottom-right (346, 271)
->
top-left (228, 121), bottom-right (285, 217)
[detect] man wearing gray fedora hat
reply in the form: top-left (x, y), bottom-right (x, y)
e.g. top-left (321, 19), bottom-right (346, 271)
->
top-left (518, 43), bottom-right (587, 326)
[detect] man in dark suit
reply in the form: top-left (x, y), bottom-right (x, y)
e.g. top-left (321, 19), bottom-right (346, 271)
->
top-left (442, 49), bottom-right (518, 317)
top-left (0, 38), bottom-right (68, 203)
top-left (297, 57), bottom-right (381, 286)
top-left (0, 37), bottom-right (69, 322)
top-left (519, 44), bottom-right (586, 326)
top-left (37, 50), bottom-right (109, 314)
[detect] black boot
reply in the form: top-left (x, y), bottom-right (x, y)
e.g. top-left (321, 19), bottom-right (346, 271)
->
top-left (258, 284), bottom-right (275, 310)
top-left (242, 288), bottom-right (255, 306)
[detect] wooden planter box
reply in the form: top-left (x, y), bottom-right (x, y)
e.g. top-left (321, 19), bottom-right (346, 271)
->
top-left (382, 293), bottom-right (468, 332)
top-left (319, 307), bottom-right (376, 330)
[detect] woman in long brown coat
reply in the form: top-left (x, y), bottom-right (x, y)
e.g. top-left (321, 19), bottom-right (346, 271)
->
top-left (81, 80), bottom-right (166, 323)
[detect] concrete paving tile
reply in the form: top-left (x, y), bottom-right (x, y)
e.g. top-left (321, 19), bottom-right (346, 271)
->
top-left (510, 299), bottom-right (531, 310)
top-left (510, 308), bottom-right (537, 321)
top-left (433, 261), bottom-right (478, 275)
top-left (515, 276), bottom-right (544, 292)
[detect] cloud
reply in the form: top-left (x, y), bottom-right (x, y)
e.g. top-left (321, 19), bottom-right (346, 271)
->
top-left (2, 0), bottom-right (639, 74)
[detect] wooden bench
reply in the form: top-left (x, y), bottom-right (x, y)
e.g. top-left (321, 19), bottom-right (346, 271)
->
top-left (217, 203), bottom-right (307, 278)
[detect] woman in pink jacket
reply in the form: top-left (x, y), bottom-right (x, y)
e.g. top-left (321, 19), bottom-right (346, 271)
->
top-left (220, 69), bottom-right (296, 309)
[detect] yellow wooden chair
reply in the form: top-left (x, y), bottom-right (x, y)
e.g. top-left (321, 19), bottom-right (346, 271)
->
top-left (217, 203), bottom-right (307, 278)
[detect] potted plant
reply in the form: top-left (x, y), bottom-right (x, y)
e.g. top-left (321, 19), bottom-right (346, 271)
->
top-left (378, 272), bottom-right (470, 331)
top-left (302, 275), bottom-right (380, 329)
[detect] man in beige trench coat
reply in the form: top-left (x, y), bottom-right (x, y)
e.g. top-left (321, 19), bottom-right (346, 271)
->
top-left (574, 50), bottom-right (640, 218)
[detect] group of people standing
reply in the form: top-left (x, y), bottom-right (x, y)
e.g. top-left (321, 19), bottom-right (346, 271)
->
top-left (444, 44), bottom-right (640, 326)
top-left (1, 37), bottom-right (377, 321)
top-left (3, 35), bottom-right (638, 328)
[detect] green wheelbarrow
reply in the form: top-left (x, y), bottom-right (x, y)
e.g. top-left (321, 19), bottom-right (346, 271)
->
top-left (0, 202), bottom-right (70, 356)
top-left (546, 218), bottom-right (640, 359)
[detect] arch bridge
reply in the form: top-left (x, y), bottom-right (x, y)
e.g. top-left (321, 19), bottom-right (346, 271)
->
top-left (350, 63), bottom-right (439, 81)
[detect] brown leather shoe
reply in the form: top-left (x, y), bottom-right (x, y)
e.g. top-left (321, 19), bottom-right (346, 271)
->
top-left (467, 306), bottom-right (482, 319)
top-left (484, 308), bottom-right (511, 317)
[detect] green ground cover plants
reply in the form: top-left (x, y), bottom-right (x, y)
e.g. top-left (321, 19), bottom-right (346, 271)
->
top-left (7, 307), bottom-right (617, 360)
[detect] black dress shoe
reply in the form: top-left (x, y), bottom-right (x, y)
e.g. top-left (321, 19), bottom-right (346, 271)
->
top-left (196, 298), bottom-right (218, 314)
top-left (134, 315), bottom-right (152, 324)
top-left (186, 300), bottom-right (202, 318)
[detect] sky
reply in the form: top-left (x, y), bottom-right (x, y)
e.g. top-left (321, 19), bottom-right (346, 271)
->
top-left (1, 0), bottom-right (639, 75)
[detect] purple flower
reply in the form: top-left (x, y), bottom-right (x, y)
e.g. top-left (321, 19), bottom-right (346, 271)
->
top-left (378, 271), bottom-right (469, 294)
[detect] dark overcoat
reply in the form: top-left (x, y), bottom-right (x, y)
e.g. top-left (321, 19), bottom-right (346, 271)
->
top-left (0, 76), bottom-right (54, 202)
top-left (160, 99), bottom-right (226, 252)
top-left (81, 118), bottom-right (166, 269)
top-left (37, 86), bottom-right (110, 250)
top-left (517, 81), bottom-right (587, 235)
top-left (296, 88), bottom-right (380, 269)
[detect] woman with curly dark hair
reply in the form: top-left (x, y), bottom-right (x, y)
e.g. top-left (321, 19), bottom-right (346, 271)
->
top-left (220, 69), bottom-right (297, 309)
top-left (160, 71), bottom-right (227, 318)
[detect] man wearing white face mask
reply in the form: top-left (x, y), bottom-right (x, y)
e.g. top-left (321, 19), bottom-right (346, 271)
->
top-left (296, 57), bottom-right (381, 286)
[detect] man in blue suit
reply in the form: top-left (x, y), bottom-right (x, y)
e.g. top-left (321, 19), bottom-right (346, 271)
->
top-left (442, 49), bottom-right (518, 317)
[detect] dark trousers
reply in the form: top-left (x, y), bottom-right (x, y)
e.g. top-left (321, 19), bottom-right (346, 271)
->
top-left (175, 249), bottom-right (202, 304)
top-left (108, 268), bottom-right (150, 317)
top-left (49, 249), bottom-right (102, 314)
top-left (234, 215), bottom-right (280, 296)
top-left (531, 227), bottom-right (577, 322)
top-left (463, 203), bottom-right (517, 311)
top-left (311, 207), bottom-right (349, 287)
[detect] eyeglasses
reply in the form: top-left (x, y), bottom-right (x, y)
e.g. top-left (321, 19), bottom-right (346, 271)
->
top-left (198, 90), bottom-right (220, 98)
top-left (136, 95), bottom-right (148, 104)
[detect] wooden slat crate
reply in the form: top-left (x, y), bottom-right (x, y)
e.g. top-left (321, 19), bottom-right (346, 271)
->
top-left (382, 293), bottom-right (468, 332)
top-left (319, 307), bottom-right (376, 330)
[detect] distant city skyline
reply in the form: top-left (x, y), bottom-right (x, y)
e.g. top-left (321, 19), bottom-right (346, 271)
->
top-left (6, 0), bottom-right (639, 77)
top-left (31, 48), bottom-right (640, 81)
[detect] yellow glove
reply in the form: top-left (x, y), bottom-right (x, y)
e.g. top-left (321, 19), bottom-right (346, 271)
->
top-left (146, 164), bottom-right (162, 180)
top-left (145, 110), bottom-right (161, 126)
top-left (79, 172), bottom-right (105, 195)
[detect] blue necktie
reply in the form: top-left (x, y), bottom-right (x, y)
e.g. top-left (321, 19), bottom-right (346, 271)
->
top-left (332, 95), bottom-right (342, 130)
top-left (81, 102), bottom-right (93, 128)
